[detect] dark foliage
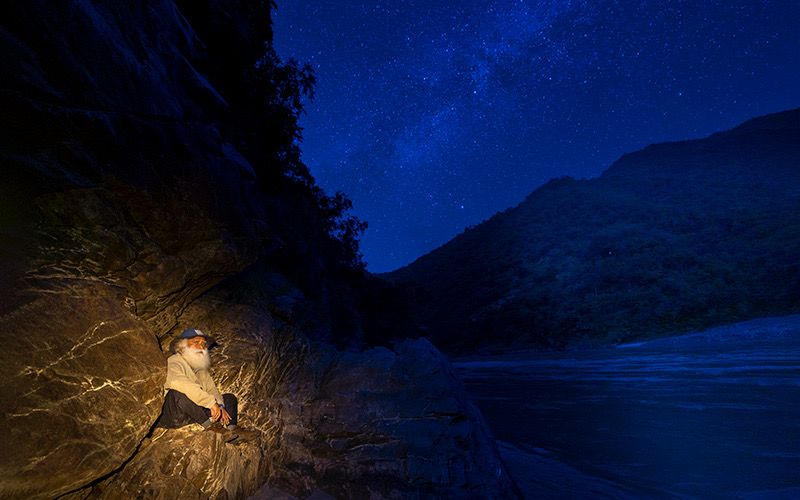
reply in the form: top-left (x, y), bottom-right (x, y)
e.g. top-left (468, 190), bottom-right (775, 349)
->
top-left (175, 0), bottom-right (315, 188)
top-left (173, 1), bottom-right (383, 346)
top-left (387, 108), bottom-right (800, 353)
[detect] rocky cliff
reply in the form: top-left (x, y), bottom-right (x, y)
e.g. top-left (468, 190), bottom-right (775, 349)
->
top-left (0, 1), bottom-right (520, 498)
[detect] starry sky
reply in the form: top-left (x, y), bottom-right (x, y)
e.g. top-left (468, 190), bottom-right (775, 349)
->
top-left (272, 0), bottom-right (800, 273)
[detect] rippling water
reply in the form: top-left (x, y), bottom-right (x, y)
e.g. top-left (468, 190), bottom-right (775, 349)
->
top-left (454, 316), bottom-right (800, 500)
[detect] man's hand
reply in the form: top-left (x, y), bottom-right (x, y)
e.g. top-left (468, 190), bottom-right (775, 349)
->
top-left (210, 403), bottom-right (232, 426)
top-left (219, 407), bottom-right (232, 426)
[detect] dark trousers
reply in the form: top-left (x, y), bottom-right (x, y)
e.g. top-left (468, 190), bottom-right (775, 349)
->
top-left (155, 390), bottom-right (239, 429)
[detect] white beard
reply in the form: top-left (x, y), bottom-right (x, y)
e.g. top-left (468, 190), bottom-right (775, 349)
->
top-left (181, 346), bottom-right (211, 372)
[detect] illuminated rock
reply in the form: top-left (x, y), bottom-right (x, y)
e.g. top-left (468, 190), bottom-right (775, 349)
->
top-left (94, 294), bottom-right (519, 499)
top-left (0, 1), bottom-right (521, 498)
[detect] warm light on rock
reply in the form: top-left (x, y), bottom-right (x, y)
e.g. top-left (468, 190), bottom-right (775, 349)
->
top-left (0, 1), bottom-right (521, 498)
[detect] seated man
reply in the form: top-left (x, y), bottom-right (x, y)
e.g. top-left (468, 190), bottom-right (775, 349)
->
top-left (155, 328), bottom-right (258, 444)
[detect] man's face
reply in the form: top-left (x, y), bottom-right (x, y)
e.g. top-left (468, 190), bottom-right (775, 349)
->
top-left (186, 336), bottom-right (207, 351)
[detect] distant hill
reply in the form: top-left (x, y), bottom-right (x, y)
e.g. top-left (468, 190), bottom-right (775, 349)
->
top-left (385, 108), bottom-right (800, 352)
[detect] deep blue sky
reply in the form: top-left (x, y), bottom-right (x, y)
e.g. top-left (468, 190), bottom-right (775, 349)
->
top-left (272, 0), bottom-right (800, 273)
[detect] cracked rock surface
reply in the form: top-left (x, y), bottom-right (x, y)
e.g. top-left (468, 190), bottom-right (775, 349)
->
top-left (91, 294), bottom-right (519, 499)
top-left (0, 1), bottom-right (521, 498)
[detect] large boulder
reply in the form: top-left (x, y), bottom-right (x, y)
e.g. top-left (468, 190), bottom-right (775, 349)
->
top-left (0, 282), bottom-right (164, 499)
top-left (91, 293), bottom-right (520, 499)
top-left (0, 1), bottom-right (522, 498)
top-left (0, 1), bottom-right (264, 497)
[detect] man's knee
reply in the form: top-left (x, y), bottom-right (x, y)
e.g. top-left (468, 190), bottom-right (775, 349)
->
top-left (169, 390), bottom-right (198, 410)
top-left (164, 389), bottom-right (209, 425)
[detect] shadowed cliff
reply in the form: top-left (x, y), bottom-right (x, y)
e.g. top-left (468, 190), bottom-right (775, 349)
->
top-left (0, 1), bottom-right (520, 498)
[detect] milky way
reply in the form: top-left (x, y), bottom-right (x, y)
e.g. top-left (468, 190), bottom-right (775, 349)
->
top-left (273, 0), bottom-right (800, 273)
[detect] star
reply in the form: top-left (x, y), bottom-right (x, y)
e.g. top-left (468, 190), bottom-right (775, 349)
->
top-left (273, 0), bottom-right (800, 273)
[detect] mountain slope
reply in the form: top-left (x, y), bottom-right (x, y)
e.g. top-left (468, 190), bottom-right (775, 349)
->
top-left (387, 108), bottom-right (800, 352)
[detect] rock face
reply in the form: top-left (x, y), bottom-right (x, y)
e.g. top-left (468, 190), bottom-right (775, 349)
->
top-left (0, 282), bottom-right (165, 498)
top-left (0, 1), bottom-right (521, 499)
top-left (92, 294), bottom-right (518, 499)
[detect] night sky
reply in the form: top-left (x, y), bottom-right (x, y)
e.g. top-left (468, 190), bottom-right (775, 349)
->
top-left (273, 0), bottom-right (800, 273)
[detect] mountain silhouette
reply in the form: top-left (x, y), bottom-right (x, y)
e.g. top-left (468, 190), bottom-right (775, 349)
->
top-left (386, 108), bottom-right (800, 352)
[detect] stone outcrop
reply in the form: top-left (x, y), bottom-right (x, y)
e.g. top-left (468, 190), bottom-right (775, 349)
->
top-left (0, 281), bottom-right (165, 498)
top-left (89, 293), bottom-right (518, 499)
top-left (0, 1), bottom-right (521, 499)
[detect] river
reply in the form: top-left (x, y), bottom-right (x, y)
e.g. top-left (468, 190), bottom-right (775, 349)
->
top-left (453, 315), bottom-right (800, 500)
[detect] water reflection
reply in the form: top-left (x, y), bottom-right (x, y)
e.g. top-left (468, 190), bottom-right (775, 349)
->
top-left (454, 317), bottom-right (800, 499)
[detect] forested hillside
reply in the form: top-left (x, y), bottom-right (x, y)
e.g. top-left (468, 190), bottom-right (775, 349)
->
top-left (386, 108), bottom-right (800, 352)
